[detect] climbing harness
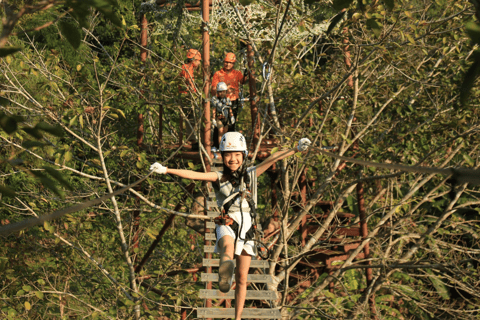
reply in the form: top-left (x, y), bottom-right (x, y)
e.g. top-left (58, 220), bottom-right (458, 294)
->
top-left (212, 96), bottom-right (235, 126)
top-left (214, 163), bottom-right (270, 260)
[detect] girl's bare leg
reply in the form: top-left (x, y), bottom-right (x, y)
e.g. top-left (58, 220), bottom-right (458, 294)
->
top-left (218, 126), bottom-right (225, 146)
top-left (218, 235), bottom-right (235, 293)
top-left (218, 235), bottom-right (234, 263)
top-left (235, 250), bottom-right (251, 319)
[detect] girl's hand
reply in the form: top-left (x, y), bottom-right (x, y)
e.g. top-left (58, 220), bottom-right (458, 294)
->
top-left (297, 138), bottom-right (312, 151)
top-left (150, 162), bottom-right (167, 174)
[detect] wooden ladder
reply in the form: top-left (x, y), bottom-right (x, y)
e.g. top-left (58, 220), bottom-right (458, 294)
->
top-left (198, 166), bottom-right (281, 319)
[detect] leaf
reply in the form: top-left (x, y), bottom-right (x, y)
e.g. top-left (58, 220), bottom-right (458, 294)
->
top-left (426, 269), bottom-right (450, 300)
top-left (24, 301), bottom-right (31, 311)
top-left (44, 221), bottom-right (52, 233)
top-left (270, 147), bottom-right (279, 154)
top-left (406, 33), bottom-right (415, 44)
top-left (0, 185), bottom-right (17, 197)
top-left (35, 122), bottom-right (64, 137)
top-left (43, 167), bottom-right (73, 191)
top-left (188, 162), bottom-right (195, 169)
top-left (463, 154), bottom-right (475, 166)
top-left (22, 141), bottom-right (46, 149)
top-left (0, 97), bottom-right (11, 106)
top-left (0, 46), bottom-right (22, 57)
top-left (366, 19), bottom-right (382, 38)
top-left (23, 127), bottom-right (43, 140)
top-left (93, 0), bottom-right (123, 28)
top-left (64, 151), bottom-right (73, 162)
top-left (460, 51), bottom-right (480, 106)
top-left (69, 115), bottom-right (78, 127)
top-left (333, 0), bottom-right (354, 11)
top-left (0, 113), bottom-right (18, 134)
top-left (59, 21), bottom-right (81, 49)
top-left (239, 0), bottom-right (255, 5)
top-left (384, 0), bottom-right (394, 10)
top-left (467, 21), bottom-right (480, 46)
top-left (327, 11), bottom-right (346, 35)
top-left (76, 64), bottom-right (82, 71)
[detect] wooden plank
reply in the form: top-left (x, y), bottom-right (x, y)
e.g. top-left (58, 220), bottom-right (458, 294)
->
top-left (207, 200), bottom-right (218, 208)
top-left (199, 289), bottom-right (276, 300)
top-left (204, 245), bottom-right (215, 253)
top-left (205, 233), bottom-right (216, 240)
top-left (208, 191), bottom-right (216, 198)
top-left (206, 221), bottom-right (216, 229)
top-left (211, 167), bottom-right (222, 172)
top-left (207, 211), bottom-right (220, 217)
top-left (203, 259), bottom-right (269, 268)
top-left (197, 308), bottom-right (281, 319)
top-left (201, 273), bottom-right (274, 284)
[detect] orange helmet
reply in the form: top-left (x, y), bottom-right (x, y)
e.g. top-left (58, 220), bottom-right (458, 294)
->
top-left (224, 52), bottom-right (236, 63)
top-left (187, 49), bottom-right (201, 60)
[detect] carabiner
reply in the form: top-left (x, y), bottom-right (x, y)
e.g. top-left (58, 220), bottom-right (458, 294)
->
top-left (262, 62), bottom-right (271, 81)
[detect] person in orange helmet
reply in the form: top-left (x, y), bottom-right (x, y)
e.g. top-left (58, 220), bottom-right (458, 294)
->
top-left (179, 48), bottom-right (202, 148)
top-left (211, 52), bottom-right (249, 131)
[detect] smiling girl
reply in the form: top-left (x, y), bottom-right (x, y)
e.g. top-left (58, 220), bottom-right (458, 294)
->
top-left (150, 132), bottom-right (311, 319)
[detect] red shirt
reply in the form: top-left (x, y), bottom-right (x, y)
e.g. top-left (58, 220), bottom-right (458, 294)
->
top-left (178, 63), bottom-right (196, 94)
top-left (212, 68), bottom-right (246, 101)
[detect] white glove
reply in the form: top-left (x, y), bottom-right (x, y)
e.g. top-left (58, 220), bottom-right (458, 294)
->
top-left (297, 138), bottom-right (311, 151)
top-left (230, 116), bottom-right (235, 124)
top-left (150, 162), bottom-right (167, 174)
top-left (212, 119), bottom-right (217, 127)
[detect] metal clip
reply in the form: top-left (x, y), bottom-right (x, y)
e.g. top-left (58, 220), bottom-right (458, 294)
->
top-left (262, 62), bottom-right (271, 81)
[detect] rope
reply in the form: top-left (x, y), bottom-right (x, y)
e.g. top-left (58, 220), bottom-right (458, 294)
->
top-left (310, 146), bottom-right (480, 185)
top-left (267, 0), bottom-right (293, 66)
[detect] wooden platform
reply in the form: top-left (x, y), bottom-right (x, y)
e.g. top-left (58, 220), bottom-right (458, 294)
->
top-left (197, 308), bottom-right (281, 319)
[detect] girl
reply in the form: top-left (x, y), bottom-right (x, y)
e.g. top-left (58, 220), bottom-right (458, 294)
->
top-left (150, 132), bottom-right (311, 319)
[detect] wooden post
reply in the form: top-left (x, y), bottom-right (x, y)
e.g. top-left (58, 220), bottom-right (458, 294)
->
top-left (357, 182), bottom-right (378, 319)
top-left (159, 104), bottom-right (163, 146)
top-left (247, 44), bottom-right (260, 144)
top-left (201, 0), bottom-right (213, 314)
top-left (300, 168), bottom-right (307, 246)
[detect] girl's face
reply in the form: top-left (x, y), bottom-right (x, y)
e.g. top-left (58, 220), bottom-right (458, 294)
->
top-left (223, 151), bottom-right (243, 172)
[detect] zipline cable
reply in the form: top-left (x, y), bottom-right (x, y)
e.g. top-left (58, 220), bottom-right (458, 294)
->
top-left (310, 146), bottom-right (480, 185)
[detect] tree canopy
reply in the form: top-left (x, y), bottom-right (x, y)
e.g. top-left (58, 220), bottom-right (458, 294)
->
top-left (1, 0), bottom-right (480, 319)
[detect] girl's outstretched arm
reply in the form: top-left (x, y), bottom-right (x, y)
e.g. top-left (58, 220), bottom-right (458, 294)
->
top-left (150, 163), bottom-right (218, 182)
top-left (255, 138), bottom-right (311, 176)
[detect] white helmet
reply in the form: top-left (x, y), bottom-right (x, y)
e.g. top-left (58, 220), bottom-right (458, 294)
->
top-left (219, 132), bottom-right (248, 156)
top-left (217, 82), bottom-right (228, 92)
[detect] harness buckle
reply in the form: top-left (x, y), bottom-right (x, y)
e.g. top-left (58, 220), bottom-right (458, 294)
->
top-left (214, 215), bottom-right (234, 226)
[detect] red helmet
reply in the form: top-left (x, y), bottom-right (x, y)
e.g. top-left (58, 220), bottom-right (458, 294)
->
top-left (187, 49), bottom-right (201, 60)
top-left (224, 52), bottom-right (236, 63)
